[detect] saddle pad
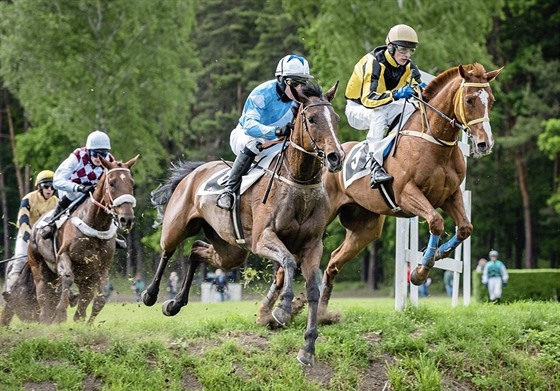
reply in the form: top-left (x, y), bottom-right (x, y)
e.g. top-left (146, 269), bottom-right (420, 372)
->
top-left (342, 133), bottom-right (399, 189)
top-left (198, 143), bottom-right (284, 196)
top-left (342, 141), bottom-right (371, 189)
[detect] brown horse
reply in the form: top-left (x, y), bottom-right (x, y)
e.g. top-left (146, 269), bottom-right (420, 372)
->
top-left (142, 82), bottom-right (344, 366)
top-left (313, 63), bottom-right (502, 322)
top-left (22, 156), bottom-right (139, 325)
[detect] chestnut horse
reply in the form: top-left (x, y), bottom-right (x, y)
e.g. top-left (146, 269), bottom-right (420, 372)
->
top-left (311, 63), bottom-right (502, 322)
top-left (22, 156), bottom-right (139, 325)
top-left (142, 82), bottom-right (344, 366)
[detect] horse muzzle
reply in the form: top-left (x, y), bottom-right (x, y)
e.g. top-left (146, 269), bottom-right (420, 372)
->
top-left (326, 151), bottom-right (345, 173)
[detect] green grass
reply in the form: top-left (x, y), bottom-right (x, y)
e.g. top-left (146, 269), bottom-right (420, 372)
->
top-left (0, 298), bottom-right (558, 390)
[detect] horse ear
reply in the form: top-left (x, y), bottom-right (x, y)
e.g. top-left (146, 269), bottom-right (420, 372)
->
top-left (99, 155), bottom-right (111, 169)
top-left (458, 64), bottom-right (467, 79)
top-left (325, 81), bottom-right (339, 102)
top-left (485, 66), bottom-right (504, 82)
top-left (125, 155), bottom-right (140, 169)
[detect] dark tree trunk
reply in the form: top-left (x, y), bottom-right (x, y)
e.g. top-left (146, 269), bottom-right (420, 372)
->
top-left (515, 148), bottom-right (533, 268)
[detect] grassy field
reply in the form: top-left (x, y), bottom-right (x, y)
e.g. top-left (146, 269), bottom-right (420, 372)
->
top-left (0, 297), bottom-right (558, 390)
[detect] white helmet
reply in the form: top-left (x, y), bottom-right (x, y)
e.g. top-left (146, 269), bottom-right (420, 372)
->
top-left (275, 55), bottom-right (312, 79)
top-left (489, 250), bottom-right (499, 257)
top-left (86, 130), bottom-right (111, 150)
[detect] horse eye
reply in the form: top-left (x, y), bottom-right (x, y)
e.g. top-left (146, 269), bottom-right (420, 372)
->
top-left (308, 116), bottom-right (315, 124)
top-left (466, 97), bottom-right (474, 105)
top-left (109, 181), bottom-right (115, 188)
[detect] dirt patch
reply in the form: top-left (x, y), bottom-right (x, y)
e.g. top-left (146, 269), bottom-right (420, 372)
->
top-left (182, 368), bottom-right (202, 390)
top-left (303, 360), bottom-right (335, 388)
top-left (83, 375), bottom-right (103, 391)
top-left (24, 381), bottom-right (56, 391)
top-left (225, 331), bottom-right (269, 351)
top-left (359, 353), bottom-right (394, 391)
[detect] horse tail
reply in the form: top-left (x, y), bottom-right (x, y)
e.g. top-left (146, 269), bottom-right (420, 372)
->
top-left (151, 160), bottom-right (205, 226)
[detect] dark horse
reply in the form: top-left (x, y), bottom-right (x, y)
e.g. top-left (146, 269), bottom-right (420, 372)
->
top-left (142, 82), bottom-right (344, 366)
top-left (310, 63), bottom-right (502, 322)
top-left (3, 156), bottom-right (139, 325)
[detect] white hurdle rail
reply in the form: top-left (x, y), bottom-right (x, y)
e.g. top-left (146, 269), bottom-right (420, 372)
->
top-left (395, 133), bottom-right (472, 311)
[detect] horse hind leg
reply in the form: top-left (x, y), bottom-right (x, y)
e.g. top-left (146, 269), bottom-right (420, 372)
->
top-left (161, 240), bottom-right (206, 316)
top-left (142, 249), bottom-right (176, 306)
top-left (86, 293), bottom-right (106, 325)
top-left (54, 253), bottom-right (75, 323)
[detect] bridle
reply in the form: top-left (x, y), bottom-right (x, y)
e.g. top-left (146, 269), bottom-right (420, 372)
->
top-left (281, 101), bottom-right (334, 182)
top-left (289, 101), bottom-right (333, 161)
top-left (89, 167), bottom-right (136, 217)
top-left (414, 80), bottom-right (491, 147)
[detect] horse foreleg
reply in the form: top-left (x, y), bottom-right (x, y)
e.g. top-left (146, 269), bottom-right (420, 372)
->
top-left (296, 245), bottom-right (323, 366)
top-left (257, 266), bottom-right (284, 327)
top-left (86, 293), bottom-right (106, 325)
top-left (255, 229), bottom-right (295, 328)
top-left (162, 241), bottom-right (205, 316)
top-left (54, 253), bottom-right (74, 323)
top-left (435, 190), bottom-right (473, 260)
top-left (142, 249), bottom-right (175, 306)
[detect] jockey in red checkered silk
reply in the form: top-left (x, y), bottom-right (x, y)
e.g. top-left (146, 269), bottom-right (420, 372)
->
top-left (41, 130), bottom-right (115, 239)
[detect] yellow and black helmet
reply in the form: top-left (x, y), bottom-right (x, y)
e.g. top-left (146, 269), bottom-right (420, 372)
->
top-left (385, 24), bottom-right (419, 48)
top-left (34, 170), bottom-right (55, 187)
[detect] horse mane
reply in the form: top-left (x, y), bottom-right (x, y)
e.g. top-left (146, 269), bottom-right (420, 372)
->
top-left (151, 160), bottom-right (205, 224)
top-left (302, 80), bottom-right (323, 99)
top-left (422, 63), bottom-right (486, 102)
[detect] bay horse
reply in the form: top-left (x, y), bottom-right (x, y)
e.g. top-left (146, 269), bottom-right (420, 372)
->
top-left (142, 82), bottom-right (344, 366)
top-left (23, 155), bottom-right (139, 325)
top-left (314, 63), bottom-right (502, 322)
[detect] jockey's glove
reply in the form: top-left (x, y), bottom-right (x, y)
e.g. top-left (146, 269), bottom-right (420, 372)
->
top-left (418, 82), bottom-right (427, 90)
top-left (393, 85), bottom-right (415, 100)
top-left (76, 184), bottom-right (95, 194)
top-left (275, 122), bottom-right (293, 138)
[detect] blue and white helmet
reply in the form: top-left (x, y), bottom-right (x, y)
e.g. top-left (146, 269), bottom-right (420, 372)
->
top-left (275, 55), bottom-right (313, 79)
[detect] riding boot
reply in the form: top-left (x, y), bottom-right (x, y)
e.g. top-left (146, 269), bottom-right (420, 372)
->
top-left (369, 153), bottom-right (393, 189)
top-left (40, 196), bottom-right (71, 239)
top-left (216, 147), bottom-right (256, 210)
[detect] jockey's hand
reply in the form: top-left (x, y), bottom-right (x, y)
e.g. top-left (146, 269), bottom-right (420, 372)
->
top-left (418, 82), bottom-right (427, 90)
top-left (76, 185), bottom-right (95, 194)
top-left (275, 123), bottom-right (293, 138)
top-left (393, 85), bottom-right (415, 100)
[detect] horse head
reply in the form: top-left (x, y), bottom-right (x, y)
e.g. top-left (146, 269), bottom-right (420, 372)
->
top-left (455, 63), bottom-right (503, 157)
top-left (98, 155), bottom-right (140, 232)
top-left (288, 81), bottom-right (345, 173)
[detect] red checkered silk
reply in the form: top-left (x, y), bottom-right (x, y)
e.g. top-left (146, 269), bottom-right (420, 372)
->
top-left (70, 147), bottom-right (115, 186)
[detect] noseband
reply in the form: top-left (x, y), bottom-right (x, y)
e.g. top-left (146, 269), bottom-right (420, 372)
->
top-left (89, 167), bottom-right (136, 216)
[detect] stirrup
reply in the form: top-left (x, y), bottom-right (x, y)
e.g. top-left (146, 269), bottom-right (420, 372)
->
top-left (216, 190), bottom-right (235, 210)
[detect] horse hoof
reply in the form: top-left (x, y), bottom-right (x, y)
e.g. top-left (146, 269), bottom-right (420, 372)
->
top-left (410, 266), bottom-right (430, 286)
top-left (272, 307), bottom-right (291, 327)
top-left (318, 310), bottom-right (341, 325)
top-left (296, 349), bottom-right (314, 366)
top-left (141, 289), bottom-right (158, 307)
top-left (162, 300), bottom-right (181, 317)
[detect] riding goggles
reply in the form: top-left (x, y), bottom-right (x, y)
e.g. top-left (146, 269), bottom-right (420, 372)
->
top-left (285, 76), bottom-right (309, 87)
top-left (395, 45), bottom-right (416, 55)
top-left (39, 182), bottom-right (53, 190)
top-left (90, 149), bottom-right (109, 158)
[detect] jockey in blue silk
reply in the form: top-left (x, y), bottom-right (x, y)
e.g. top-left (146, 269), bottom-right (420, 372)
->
top-left (3, 170), bottom-right (58, 295)
top-left (40, 130), bottom-right (115, 239)
top-left (216, 54), bottom-right (314, 210)
top-left (345, 24), bottom-right (426, 188)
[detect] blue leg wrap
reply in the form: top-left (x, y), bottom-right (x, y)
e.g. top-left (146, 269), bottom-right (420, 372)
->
top-left (421, 233), bottom-right (440, 268)
top-left (436, 234), bottom-right (462, 259)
